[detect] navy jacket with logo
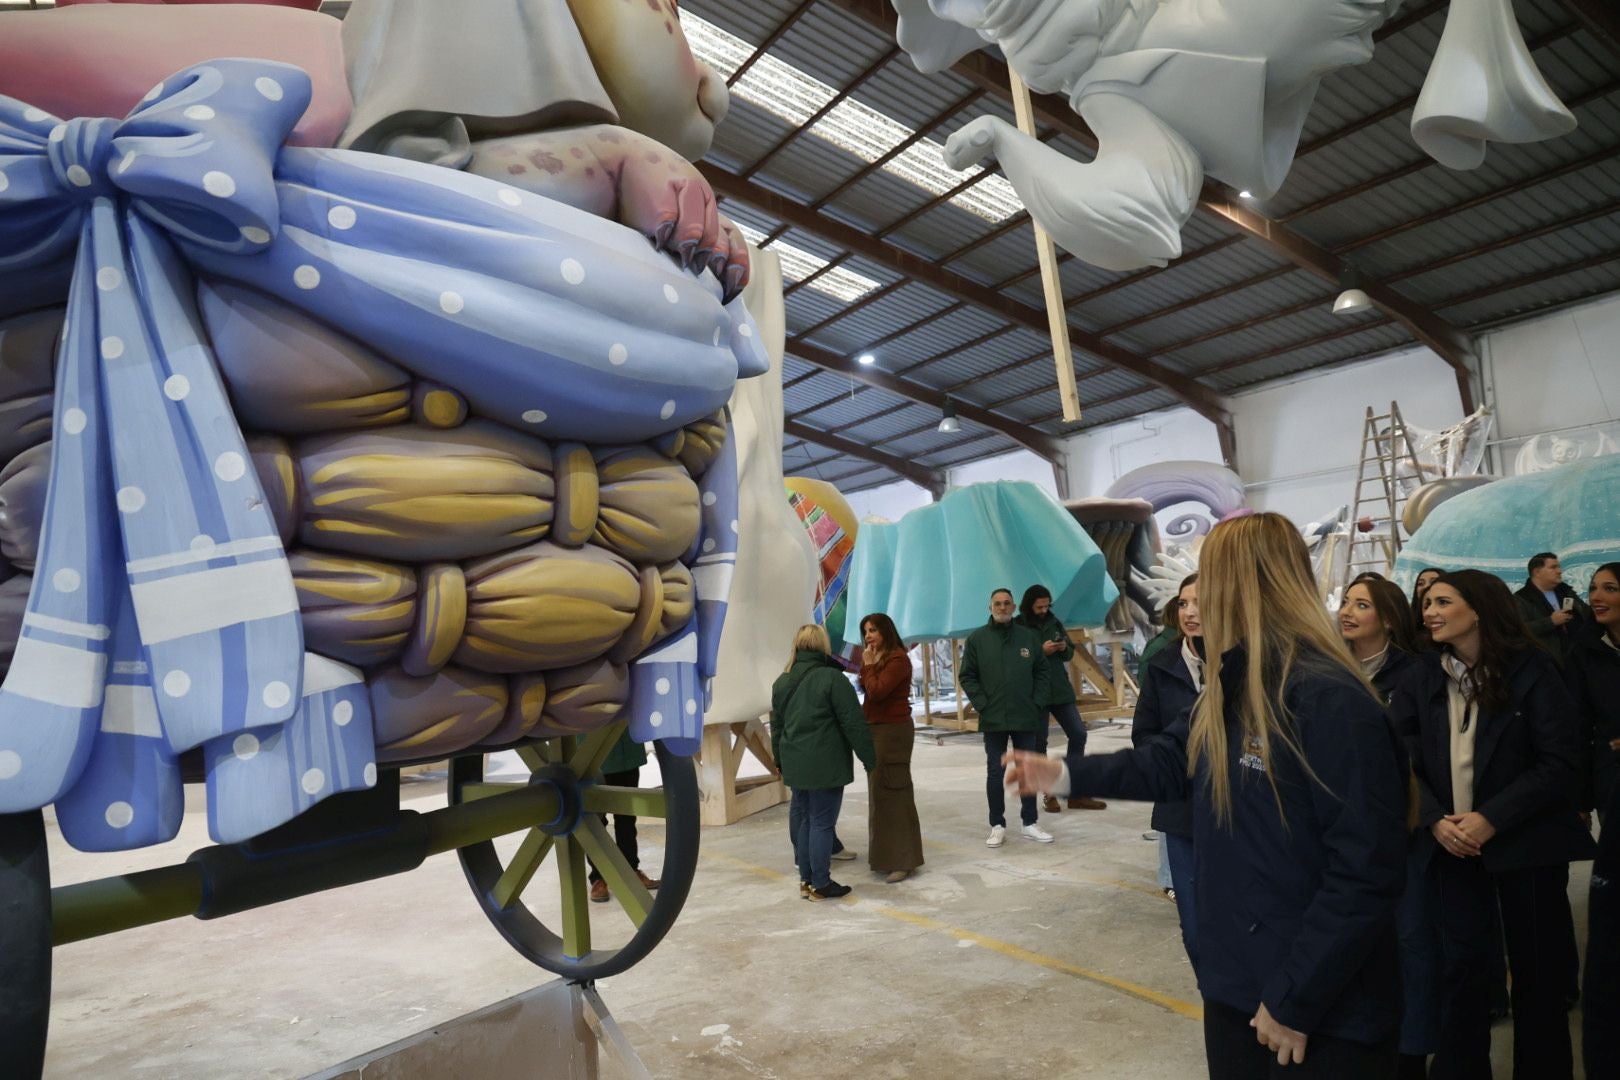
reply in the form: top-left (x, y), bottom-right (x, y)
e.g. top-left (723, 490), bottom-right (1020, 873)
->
top-left (1130, 641), bottom-right (1200, 838)
top-left (1069, 646), bottom-right (1407, 1044)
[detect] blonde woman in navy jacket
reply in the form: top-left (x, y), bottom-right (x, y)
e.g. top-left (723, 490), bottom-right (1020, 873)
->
top-left (1008, 513), bottom-right (1408, 1078)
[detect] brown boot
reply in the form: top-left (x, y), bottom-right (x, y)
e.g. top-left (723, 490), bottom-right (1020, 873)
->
top-left (1068, 797), bottom-right (1107, 810)
top-left (1042, 795), bottom-right (1063, 814)
top-left (589, 878), bottom-right (610, 903)
top-left (637, 870), bottom-right (661, 891)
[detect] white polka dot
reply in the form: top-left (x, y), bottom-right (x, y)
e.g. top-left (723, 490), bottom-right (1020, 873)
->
top-left (0, 750), bottom-right (19, 780)
top-left (439, 291), bottom-right (464, 314)
top-left (702, 538), bottom-right (716, 553)
top-left (163, 374), bottom-right (190, 401)
top-left (649, 710), bottom-right (664, 728)
top-left (686, 699), bottom-right (698, 716)
top-left (116, 486), bottom-right (146, 513)
top-left (214, 452), bottom-right (246, 482)
top-left (143, 83), bottom-right (164, 103)
top-left (293, 265), bottom-right (320, 290)
top-left (730, 519), bottom-right (739, 534)
top-left (96, 266), bottom-right (122, 291)
top-left (162, 669), bottom-right (191, 698)
top-left (116, 151), bottom-right (138, 175)
top-left (713, 328), bottom-right (723, 346)
top-left (521, 409), bottom-right (547, 424)
top-left (23, 106), bottom-right (48, 123)
top-left (203, 171), bottom-right (235, 198)
top-left (240, 225), bottom-right (271, 244)
top-left (100, 336), bottom-right (124, 360)
top-left (190, 534), bottom-right (216, 554)
top-left (702, 491), bottom-right (717, 506)
top-left (254, 77), bottom-right (284, 101)
top-left (656, 677), bottom-right (671, 695)
top-left (333, 700), bottom-right (355, 727)
top-left (232, 733), bottom-right (260, 760)
top-left (497, 188), bottom-right (522, 206)
top-left (0, 170), bottom-right (7, 194)
top-left (66, 165), bottom-right (92, 188)
top-left (301, 768), bottom-right (326, 796)
top-left (49, 124), bottom-right (65, 142)
top-left (608, 343), bottom-right (628, 366)
top-left (184, 105), bottom-right (215, 121)
top-left (104, 802), bottom-right (134, 829)
top-left (52, 569), bottom-right (81, 594)
top-left (262, 681), bottom-right (292, 709)
top-left (363, 762), bottom-right (378, 787)
top-left (660, 400), bottom-right (676, 420)
top-left (63, 408), bottom-right (88, 435)
top-left (739, 323), bottom-right (753, 338)
top-left (560, 258), bottom-right (585, 285)
top-left (327, 205), bottom-right (356, 230)
top-left (663, 284), bottom-right (680, 304)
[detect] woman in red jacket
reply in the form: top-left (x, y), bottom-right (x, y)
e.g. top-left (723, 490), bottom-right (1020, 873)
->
top-left (858, 613), bottom-right (925, 883)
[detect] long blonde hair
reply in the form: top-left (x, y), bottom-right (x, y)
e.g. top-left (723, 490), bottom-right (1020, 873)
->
top-left (1186, 513), bottom-right (1375, 826)
top-left (785, 624), bottom-right (832, 671)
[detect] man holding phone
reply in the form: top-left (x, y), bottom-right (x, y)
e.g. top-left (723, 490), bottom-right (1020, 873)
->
top-left (1515, 552), bottom-right (1592, 665)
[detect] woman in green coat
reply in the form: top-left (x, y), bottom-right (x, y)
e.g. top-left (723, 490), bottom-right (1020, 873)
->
top-left (1016, 585), bottom-right (1106, 814)
top-left (771, 624), bottom-right (877, 900)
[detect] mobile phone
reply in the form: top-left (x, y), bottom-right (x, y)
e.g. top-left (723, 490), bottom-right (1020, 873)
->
top-left (1562, 597), bottom-right (1575, 612)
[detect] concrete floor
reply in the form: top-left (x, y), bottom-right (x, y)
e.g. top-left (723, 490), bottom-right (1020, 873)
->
top-left (40, 724), bottom-right (1590, 1078)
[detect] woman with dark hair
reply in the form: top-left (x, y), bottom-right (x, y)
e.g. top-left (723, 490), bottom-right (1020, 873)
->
top-left (1339, 577), bottom-right (1435, 1079)
top-left (1568, 561), bottom-right (1620, 821)
top-left (858, 612), bottom-right (924, 883)
top-left (1131, 573), bottom-right (1203, 966)
top-left (1008, 515), bottom-right (1409, 1077)
top-left (1394, 570), bottom-right (1596, 1079)
top-left (1410, 568), bottom-right (1444, 649)
top-left (1017, 584), bottom-right (1106, 813)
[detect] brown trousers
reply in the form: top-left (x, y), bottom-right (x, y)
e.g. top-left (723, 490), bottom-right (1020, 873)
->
top-left (866, 722), bottom-right (924, 872)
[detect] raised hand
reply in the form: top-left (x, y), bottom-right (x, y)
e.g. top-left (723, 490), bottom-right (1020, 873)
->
top-left (1002, 748), bottom-right (1062, 795)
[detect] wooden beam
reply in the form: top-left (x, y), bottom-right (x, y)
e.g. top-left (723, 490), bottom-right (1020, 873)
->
top-left (784, 419), bottom-right (947, 497)
top-left (1561, 0), bottom-right (1620, 56)
top-left (815, 0), bottom-right (1474, 412)
top-left (699, 164), bottom-right (1235, 430)
top-left (787, 338), bottom-right (1064, 462)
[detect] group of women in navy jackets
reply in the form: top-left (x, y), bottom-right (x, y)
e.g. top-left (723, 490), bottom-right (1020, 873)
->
top-left (1004, 514), bottom-right (1614, 1079)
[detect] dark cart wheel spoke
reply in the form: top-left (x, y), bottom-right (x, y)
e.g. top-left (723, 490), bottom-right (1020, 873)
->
top-left (449, 738), bottom-right (699, 981)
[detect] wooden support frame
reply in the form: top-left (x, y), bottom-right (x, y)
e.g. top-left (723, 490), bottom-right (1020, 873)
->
top-left (695, 718), bottom-right (788, 826)
top-left (1068, 628), bottom-right (1137, 722)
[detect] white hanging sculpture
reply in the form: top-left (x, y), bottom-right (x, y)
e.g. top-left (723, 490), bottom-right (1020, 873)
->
top-left (893, 0), bottom-right (1577, 272)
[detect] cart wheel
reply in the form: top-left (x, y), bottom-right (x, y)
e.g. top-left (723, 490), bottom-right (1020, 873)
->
top-left (448, 722), bottom-right (699, 981)
top-left (0, 811), bottom-right (51, 1079)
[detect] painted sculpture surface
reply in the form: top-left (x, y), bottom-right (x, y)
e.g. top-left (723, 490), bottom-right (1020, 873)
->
top-left (846, 481), bottom-right (1118, 642)
top-left (0, 8), bottom-right (766, 850)
top-left (893, 0), bottom-right (1576, 271)
top-left (1394, 454), bottom-right (1620, 591)
top-left (784, 477), bottom-right (862, 654)
top-left (703, 249), bottom-right (820, 728)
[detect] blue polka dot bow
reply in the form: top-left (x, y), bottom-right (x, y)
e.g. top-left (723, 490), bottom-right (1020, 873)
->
top-left (0, 58), bottom-right (765, 818)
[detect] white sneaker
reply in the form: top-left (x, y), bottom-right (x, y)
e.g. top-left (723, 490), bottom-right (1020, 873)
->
top-left (985, 824), bottom-right (1007, 848)
top-left (1022, 823), bottom-right (1055, 843)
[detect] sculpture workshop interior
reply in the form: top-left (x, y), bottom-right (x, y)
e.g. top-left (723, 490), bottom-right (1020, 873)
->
top-left (0, 0), bottom-right (1617, 1076)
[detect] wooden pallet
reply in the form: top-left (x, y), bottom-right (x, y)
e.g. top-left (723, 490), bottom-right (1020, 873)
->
top-left (694, 717), bottom-right (788, 826)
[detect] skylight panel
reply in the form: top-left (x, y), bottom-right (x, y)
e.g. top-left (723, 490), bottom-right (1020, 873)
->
top-left (732, 222), bottom-right (883, 303)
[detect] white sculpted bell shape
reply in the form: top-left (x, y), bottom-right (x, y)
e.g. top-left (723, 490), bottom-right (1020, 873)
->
top-left (894, 0), bottom-right (1577, 272)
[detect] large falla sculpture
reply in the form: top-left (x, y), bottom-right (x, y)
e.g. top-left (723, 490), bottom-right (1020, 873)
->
top-left (894, 0), bottom-right (1579, 271)
top-left (0, 0), bottom-right (766, 851)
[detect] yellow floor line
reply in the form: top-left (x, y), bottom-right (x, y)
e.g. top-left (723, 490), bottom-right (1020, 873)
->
top-left (701, 851), bottom-right (1204, 1021)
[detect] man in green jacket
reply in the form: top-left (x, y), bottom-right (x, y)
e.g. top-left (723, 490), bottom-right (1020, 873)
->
top-left (588, 730), bottom-right (661, 903)
top-left (1017, 584), bottom-right (1107, 814)
top-left (961, 588), bottom-right (1053, 847)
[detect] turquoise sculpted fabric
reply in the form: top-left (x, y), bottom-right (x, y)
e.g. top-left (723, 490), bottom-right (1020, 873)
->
top-left (846, 481), bottom-right (1119, 642)
top-left (1394, 455), bottom-right (1620, 591)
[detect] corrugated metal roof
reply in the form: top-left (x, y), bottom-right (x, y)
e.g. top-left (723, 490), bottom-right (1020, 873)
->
top-left (673, 0), bottom-right (1620, 488)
